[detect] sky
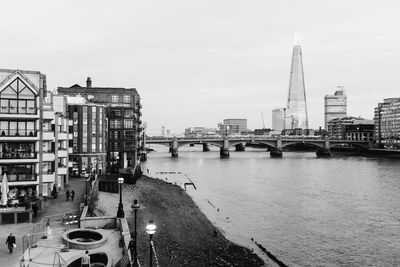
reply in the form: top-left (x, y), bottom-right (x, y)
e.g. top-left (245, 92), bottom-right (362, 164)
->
top-left (1, 1), bottom-right (400, 135)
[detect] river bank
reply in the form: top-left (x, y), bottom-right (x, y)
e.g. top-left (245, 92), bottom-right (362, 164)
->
top-left (97, 175), bottom-right (266, 266)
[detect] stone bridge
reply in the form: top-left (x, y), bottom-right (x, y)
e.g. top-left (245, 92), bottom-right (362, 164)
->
top-left (144, 137), bottom-right (371, 158)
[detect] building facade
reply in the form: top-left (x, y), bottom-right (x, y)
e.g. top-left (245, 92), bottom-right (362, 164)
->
top-left (327, 116), bottom-right (367, 140)
top-left (272, 108), bottom-right (285, 133)
top-left (58, 78), bottom-right (142, 174)
top-left (0, 69), bottom-right (47, 197)
top-left (66, 97), bottom-right (107, 177)
top-left (41, 93), bottom-right (71, 195)
top-left (374, 98), bottom-right (400, 149)
top-left (220, 119), bottom-right (247, 135)
top-left (286, 41), bottom-right (309, 129)
top-left (344, 120), bottom-right (374, 141)
top-left (324, 87), bottom-right (347, 130)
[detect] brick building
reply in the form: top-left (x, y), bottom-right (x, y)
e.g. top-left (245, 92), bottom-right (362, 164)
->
top-left (58, 78), bottom-right (142, 176)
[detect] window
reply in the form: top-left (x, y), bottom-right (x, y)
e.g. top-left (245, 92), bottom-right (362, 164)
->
top-left (125, 131), bottom-right (135, 139)
top-left (110, 120), bottom-right (122, 129)
top-left (125, 142), bottom-right (135, 150)
top-left (0, 142), bottom-right (35, 159)
top-left (0, 120), bottom-right (36, 136)
top-left (0, 77), bottom-right (36, 114)
top-left (111, 109), bottom-right (122, 117)
top-left (43, 162), bottom-right (53, 174)
top-left (124, 119), bottom-right (134, 129)
top-left (112, 142), bottom-right (119, 151)
top-left (112, 95), bottom-right (119, 103)
top-left (1, 164), bottom-right (36, 181)
top-left (123, 95), bottom-right (131, 103)
top-left (124, 109), bottom-right (134, 118)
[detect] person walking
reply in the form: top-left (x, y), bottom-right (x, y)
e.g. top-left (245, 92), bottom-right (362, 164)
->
top-left (81, 250), bottom-right (91, 267)
top-left (6, 233), bottom-right (16, 255)
top-left (128, 235), bottom-right (135, 260)
top-left (70, 190), bottom-right (75, 201)
top-left (66, 190), bottom-right (70, 201)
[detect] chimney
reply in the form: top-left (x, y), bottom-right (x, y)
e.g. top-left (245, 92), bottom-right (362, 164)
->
top-left (86, 77), bottom-right (92, 88)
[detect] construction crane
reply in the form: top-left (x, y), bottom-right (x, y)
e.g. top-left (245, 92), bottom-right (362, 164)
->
top-left (261, 111), bottom-right (265, 128)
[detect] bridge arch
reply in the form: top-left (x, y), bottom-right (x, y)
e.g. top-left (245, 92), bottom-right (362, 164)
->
top-left (145, 142), bottom-right (171, 148)
top-left (281, 141), bottom-right (324, 149)
top-left (246, 141), bottom-right (277, 150)
top-left (177, 141), bottom-right (223, 149)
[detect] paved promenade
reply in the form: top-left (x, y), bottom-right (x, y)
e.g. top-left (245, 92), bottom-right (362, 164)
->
top-left (0, 177), bottom-right (86, 266)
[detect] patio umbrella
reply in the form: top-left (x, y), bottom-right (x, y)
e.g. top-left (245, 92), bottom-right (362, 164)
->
top-left (1, 173), bottom-right (9, 205)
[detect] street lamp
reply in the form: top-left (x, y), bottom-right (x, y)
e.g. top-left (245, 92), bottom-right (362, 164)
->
top-left (117, 177), bottom-right (125, 218)
top-left (131, 199), bottom-right (140, 266)
top-left (146, 220), bottom-right (157, 267)
top-left (84, 172), bottom-right (90, 206)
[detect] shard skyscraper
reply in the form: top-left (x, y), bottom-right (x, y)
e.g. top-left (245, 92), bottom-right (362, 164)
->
top-left (285, 37), bottom-right (309, 129)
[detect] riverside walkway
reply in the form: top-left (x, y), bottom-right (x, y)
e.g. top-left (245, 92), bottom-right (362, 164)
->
top-left (0, 177), bottom-right (86, 267)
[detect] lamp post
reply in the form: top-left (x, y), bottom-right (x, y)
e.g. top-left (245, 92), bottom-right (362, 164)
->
top-left (131, 199), bottom-right (140, 266)
top-left (84, 172), bottom-right (89, 206)
top-left (117, 177), bottom-right (124, 218)
top-left (146, 220), bottom-right (157, 267)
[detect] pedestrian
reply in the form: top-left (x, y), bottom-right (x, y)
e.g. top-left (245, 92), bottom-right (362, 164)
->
top-left (81, 250), bottom-right (91, 267)
top-left (147, 168), bottom-right (149, 174)
top-left (70, 190), bottom-right (75, 201)
top-left (128, 234), bottom-right (135, 258)
top-left (66, 190), bottom-right (70, 201)
top-left (6, 233), bottom-right (16, 255)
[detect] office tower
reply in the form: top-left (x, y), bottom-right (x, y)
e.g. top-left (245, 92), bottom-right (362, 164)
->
top-left (272, 108), bottom-right (285, 133)
top-left (374, 98), bottom-right (400, 148)
top-left (324, 86), bottom-right (347, 129)
top-left (222, 119), bottom-right (247, 135)
top-left (286, 37), bottom-right (308, 129)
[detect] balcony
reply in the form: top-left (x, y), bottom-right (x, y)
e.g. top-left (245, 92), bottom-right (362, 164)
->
top-left (6, 174), bottom-right (37, 183)
top-left (43, 152), bottom-right (55, 161)
top-left (43, 131), bottom-right (55, 141)
top-left (58, 149), bottom-right (68, 158)
top-left (58, 132), bottom-right (68, 140)
top-left (43, 110), bottom-right (54, 120)
top-left (0, 151), bottom-right (36, 159)
top-left (58, 166), bottom-right (67, 175)
top-left (42, 173), bottom-right (55, 183)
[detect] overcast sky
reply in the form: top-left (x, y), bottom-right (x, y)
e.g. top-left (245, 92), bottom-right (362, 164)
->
top-left (2, 1), bottom-right (400, 135)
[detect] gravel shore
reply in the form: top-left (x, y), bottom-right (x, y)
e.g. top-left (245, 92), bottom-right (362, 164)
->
top-left (98, 175), bottom-right (265, 266)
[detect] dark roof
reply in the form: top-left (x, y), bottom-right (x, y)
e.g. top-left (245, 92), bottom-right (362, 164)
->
top-left (70, 84), bottom-right (82, 88)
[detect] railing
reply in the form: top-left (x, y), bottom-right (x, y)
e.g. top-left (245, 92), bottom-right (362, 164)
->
top-left (21, 210), bottom-right (80, 266)
top-left (0, 130), bottom-right (37, 137)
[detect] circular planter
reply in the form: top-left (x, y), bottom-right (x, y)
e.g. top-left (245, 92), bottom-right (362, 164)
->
top-left (63, 229), bottom-right (107, 250)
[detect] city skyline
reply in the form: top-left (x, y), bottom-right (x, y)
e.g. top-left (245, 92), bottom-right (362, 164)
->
top-left (2, 1), bottom-right (400, 134)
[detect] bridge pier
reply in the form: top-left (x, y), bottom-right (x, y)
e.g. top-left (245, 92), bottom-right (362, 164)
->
top-left (220, 148), bottom-right (230, 158)
top-left (171, 138), bottom-right (178, 157)
top-left (270, 138), bottom-right (283, 158)
top-left (270, 149), bottom-right (283, 158)
top-left (220, 138), bottom-right (230, 158)
top-left (316, 137), bottom-right (331, 157)
top-left (235, 143), bottom-right (245, 152)
top-left (202, 143), bottom-right (210, 152)
top-left (316, 149), bottom-right (331, 157)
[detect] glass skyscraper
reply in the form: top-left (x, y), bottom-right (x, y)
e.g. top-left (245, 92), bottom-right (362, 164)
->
top-left (286, 42), bottom-right (309, 129)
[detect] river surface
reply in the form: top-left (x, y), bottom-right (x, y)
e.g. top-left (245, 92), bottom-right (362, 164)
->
top-left (142, 145), bottom-right (400, 266)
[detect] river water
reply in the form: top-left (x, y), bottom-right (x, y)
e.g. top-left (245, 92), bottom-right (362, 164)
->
top-left (142, 145), bottom-right (400, 266)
